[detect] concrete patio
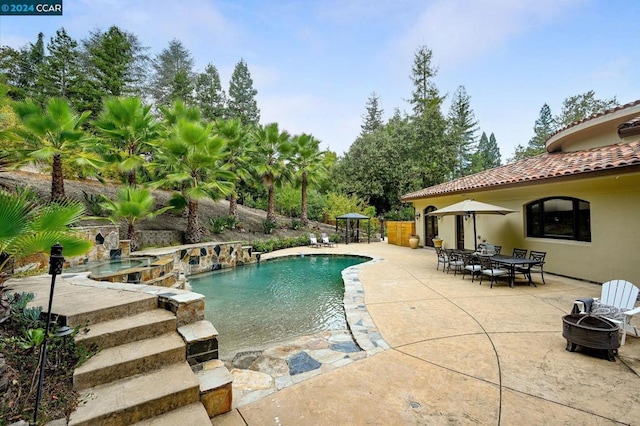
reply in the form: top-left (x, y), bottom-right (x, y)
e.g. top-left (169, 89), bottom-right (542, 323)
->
top-left (216, 241), bottom-right (640, 425)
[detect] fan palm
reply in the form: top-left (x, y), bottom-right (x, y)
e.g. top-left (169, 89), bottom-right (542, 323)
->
top-left (94, 97), bottom-right (161, 185)
top-left (214, 119), bottom-right (254, 218)
top-left (290, 133), bottom-right (327, 226)
top-left (11, 98), bottom-right (99, 201)
top-left (152, 119), bottom-right (234, 243)
top-left (99, 186), bottom-right (173, 250)
top-left (251, 123), bottom-right (292, 223)
top-left (0, 188), bottom-right (92, 320)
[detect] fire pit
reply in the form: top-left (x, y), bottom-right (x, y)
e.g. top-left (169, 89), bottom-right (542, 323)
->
top-left (562, 314), bottom-right (620, 362)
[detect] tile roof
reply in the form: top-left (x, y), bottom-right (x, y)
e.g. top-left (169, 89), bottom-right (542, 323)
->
top-left (401, 140), bottom-right (640, 201)
top-left (547, 99), bottom-right (640, 141)
top-left (618, 115), bottom-right (640, 137)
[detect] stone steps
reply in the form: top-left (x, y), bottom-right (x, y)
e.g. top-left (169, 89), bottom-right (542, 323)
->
top-left (68, 362), bottom-right (200, 426)
top-left (63, 291), bottom-right (159, 327)
top-left (131, 402), bottom-right (211, 425)
top-left (75, 308), bottom-right (177, 350)
top-left (73, 332), bottom-right (186, 390)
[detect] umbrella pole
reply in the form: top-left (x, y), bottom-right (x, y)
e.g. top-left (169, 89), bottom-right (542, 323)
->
top-left (473, 213), bottom-right (477, 251)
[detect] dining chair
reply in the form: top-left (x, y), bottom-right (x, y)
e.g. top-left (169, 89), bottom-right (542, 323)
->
top-left (447, 250), bottom-right (465, 276)
top-left (462, 253), bottom-right (482, 282)
top-left (517, 251), bottom-right (546, 284)
top-left (493, 245), bottom-right (502, 255)
top-left (512, 248), bottom-right (527, 258)
top-left (478, 256), bottom-right (509, 288)
top-left (435, 247), bottom-right (449, 272)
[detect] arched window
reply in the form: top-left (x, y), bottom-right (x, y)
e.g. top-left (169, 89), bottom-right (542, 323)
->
top-left (526, 197), bottom-right (591, 241)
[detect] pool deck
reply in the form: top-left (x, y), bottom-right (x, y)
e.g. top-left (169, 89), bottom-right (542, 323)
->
top-left (216, 241), bottom-right (640, 425)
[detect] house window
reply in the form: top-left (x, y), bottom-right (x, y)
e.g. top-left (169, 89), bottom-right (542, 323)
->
top-left (526, 197), bottom-right (591, 242)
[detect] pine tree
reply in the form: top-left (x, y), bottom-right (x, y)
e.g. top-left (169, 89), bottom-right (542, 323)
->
top-left (150, 39), bottom-right (194, 107)
top-left (194, 63), bottom-right (226, 122)
top-left (471, 131), bottom-right (502, 172)
top-left (360, 92), bottom-right (384, 136)
top-left (227, 59), bottom-right (260, 126)
top-left (408, 45), bottom-right (443, 116)
top-left (446, 86), bottom-right (478, 177)
top-left (512, 103), bottom-right (555, 161)
top-left (38, 28), bottom-right (86, 107)
top-left (81, 26), bottom-right (150, 112)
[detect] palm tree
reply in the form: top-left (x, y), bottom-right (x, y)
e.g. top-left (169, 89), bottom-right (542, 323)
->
top-left (93, 97), bottom-right (161, 186)
top-left (99, 186), bottom-right (173, 251)
top-left (214, 119), bottom-right (254, 218)
top-left (290, 133), bottom-right (327, 227)
top-left (152, 119), bottom-right (234, 243)
top-left (0, 188), bottom-right (92, 320)
top-left (11, 98), bottom-right (98, 201)
top-left (251, 123), bottom-right (292, 223)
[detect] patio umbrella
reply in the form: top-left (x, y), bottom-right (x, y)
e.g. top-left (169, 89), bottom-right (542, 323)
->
top-left (427, 199), bottom-right (516, 250)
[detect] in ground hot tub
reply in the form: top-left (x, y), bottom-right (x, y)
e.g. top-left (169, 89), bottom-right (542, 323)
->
top-left (562, 314), bottom-right (620, 362)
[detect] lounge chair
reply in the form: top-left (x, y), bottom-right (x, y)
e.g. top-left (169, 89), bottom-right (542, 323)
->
top-left (573, 279), bottom-right (640, 345)
top-left (309, 233), bottom-right (321, 248)
top-left (321, 233), bottom-right (335, 247)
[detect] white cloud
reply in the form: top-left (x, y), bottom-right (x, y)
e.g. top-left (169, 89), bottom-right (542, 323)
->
top-left (393, 0), bottom-right (585, 69)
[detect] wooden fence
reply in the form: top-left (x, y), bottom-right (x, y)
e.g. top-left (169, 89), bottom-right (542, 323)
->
top-left (387, 221), bottom-right (416, 247)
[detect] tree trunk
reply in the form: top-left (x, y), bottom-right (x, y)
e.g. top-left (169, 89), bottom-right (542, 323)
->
top-left (301, 175), bottom-right (308, 227)
top-left (127, 222), bottom-right (137, 251)
top-left (229, 193), bottom-right (238, 218)
top-left (267, 184), bottom-right (276, 223)
top-left (185, 199), bottom-right (200, 244)
top-left (127, 170), bottom-right (136, 186)
top-left (51, 153), bottom-right (65, 202)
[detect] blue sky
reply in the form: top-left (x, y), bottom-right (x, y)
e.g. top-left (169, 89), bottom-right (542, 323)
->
top-left (0, 0), bottom-right (638, 159)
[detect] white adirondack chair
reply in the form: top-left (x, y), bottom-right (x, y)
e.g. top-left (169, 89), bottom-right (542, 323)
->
top-left (574, 279), bottom-right (640, 345)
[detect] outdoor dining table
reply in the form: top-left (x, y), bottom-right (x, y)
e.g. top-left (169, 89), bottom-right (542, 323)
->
top-left (488, 254), bottom-right (543, 288)
top-left (473, 253), bottom-right (543, 288)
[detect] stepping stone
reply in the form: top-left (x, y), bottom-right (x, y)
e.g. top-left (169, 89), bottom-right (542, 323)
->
top-left (329, 341), bottom-right (361, 353)
top-left (287, 351), bottom-right (321, 375)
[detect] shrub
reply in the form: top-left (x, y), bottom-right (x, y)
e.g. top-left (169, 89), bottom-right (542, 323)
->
top-left (262, 219), bottom-right (277, 234)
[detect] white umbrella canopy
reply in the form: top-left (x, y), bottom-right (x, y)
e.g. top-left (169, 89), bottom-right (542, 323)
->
top-left (427, 199), bottom-right (517, 250)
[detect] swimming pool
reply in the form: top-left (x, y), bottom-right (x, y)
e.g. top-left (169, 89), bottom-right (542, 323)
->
top-left (188, 255), bottom-right (367, 359)
top-left (65, 258), bottom-right (151, 275)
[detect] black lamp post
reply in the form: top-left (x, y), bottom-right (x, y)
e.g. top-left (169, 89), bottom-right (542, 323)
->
top-left (33, 243), bottom-right (65, 425)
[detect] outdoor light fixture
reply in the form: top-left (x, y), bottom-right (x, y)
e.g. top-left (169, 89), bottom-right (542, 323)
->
top-left (34, 243), bottom-right (65, 425)
top-left (415, 212), bottom-right (421, 220)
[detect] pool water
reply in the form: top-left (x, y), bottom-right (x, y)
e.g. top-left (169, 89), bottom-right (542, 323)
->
top-left (188, 255), bottom-right (366, 359)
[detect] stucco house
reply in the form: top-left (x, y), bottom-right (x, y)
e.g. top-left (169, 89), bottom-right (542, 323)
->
top-left (401, 100), bottom-right (640, 284)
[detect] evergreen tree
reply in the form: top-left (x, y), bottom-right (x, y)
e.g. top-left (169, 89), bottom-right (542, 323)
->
top-left (38, 28), bottom-right (85, 107)
top-left (512, 103), bottom-right (555, 161)
top-left (471, 131), bottom-right (501, 172)
top-left (0, 46), bottom-right (25, 99)
top-left (555, 90), bottom-right (618, 128)
top-left (227, 58), bottom-right (260, 126)
top-left (81, 26), bottom-right (150, 112)
top-left (408, 45), bottom-right (444, 116)
top-left (150, 39), bottom-right (194, 107)
top-left (360, 92), bottom-right (384, 136)
top-left (194, 63), bottom-right (226, 122)
top-left (446, 86), bottom-right (478, 177)
top-left (407, 45), bottom-right (450, 186)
